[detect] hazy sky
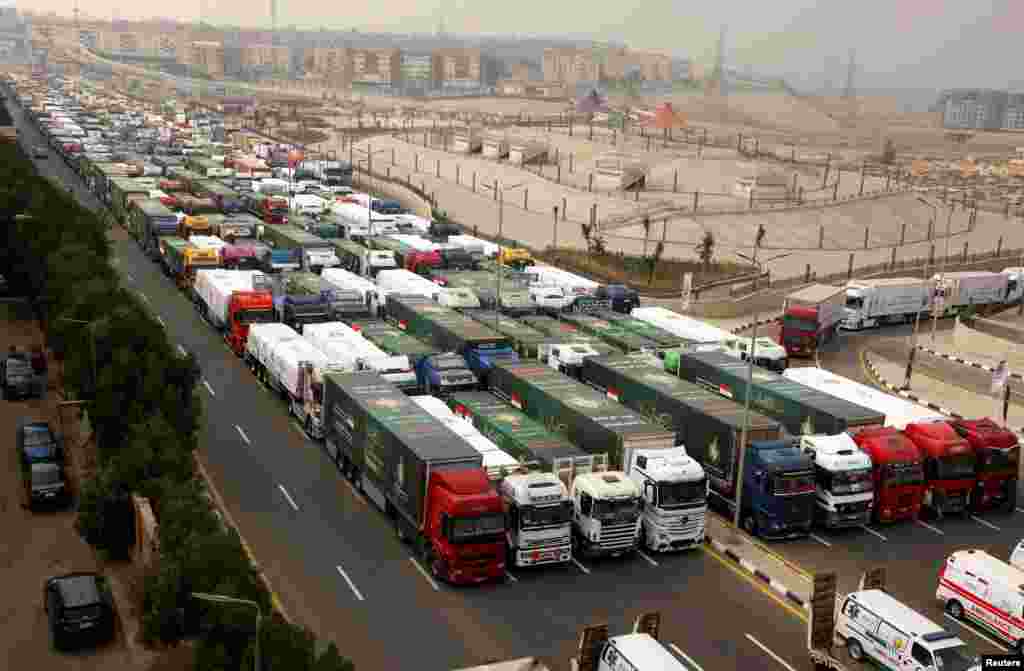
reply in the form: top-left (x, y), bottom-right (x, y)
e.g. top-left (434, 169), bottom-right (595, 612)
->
top-left (17, 0), bottom-right (1024, 90)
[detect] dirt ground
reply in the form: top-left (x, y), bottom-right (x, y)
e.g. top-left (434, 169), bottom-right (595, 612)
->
top-left (0, 300), bottom-right (183, 671)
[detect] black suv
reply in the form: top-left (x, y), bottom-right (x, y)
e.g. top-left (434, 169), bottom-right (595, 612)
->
top-left (44, 573), bottom-right (116, 650)
top-left (1, 353), bottom-right (36, 399)
top-left (18, 419), bottom-right (68, 508)
top-left (594, 284), bottom-right (640, 314)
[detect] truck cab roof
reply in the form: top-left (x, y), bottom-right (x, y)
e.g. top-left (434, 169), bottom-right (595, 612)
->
top-left (607, 634), bottom-right (691, 670)
top-left (499, 471), bottom-right (567, 504)
top-left (750, 440), bottom-right (811, 472)
top-left (801, 434), bottom-right (872, 471)
top-left (632, 447), bottom-right (705, 483)
top-left (572, 471), bottom-right (639, 499)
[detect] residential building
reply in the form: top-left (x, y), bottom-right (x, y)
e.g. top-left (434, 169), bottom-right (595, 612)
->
top-left (350, 47), bottom-right (400, 87)
top-left (543, 47), bottom-right (601, 87)
top-left (432, 46), bottom-right (482, 90)
top-left (543, 46), bottom-right (672, 88)
top-left (186, 40), bottom-right (225, 78)
top-left (942, 89), bottom-right (1008, 130)
top-left (1005, 93), bottom-right (1024, 130)
top-left (240, 44), bottom-right (290, 72)
top-left (401, 52), bottom-right (433, 94)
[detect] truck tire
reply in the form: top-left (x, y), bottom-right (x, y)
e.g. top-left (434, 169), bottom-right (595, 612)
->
top-left (846, 639), bottom-right (864, 661)
top-left (945, 599), bottom-right (964, 620)
top-left (742, 513), bottom-right (758, 537)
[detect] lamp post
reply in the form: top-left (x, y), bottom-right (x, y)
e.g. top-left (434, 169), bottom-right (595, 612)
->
top-left (731, 242), bottom-right (790, 530)
top-left (482, 180), bottom-right (524, 327)
top-left (904, 197), bottom-right (943, 389)
top-left (190, 592), bottom-right (262, 671)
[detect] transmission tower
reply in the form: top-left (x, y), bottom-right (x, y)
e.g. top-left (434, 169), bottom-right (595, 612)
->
top-left (843, 48), bottom-right (856, 100)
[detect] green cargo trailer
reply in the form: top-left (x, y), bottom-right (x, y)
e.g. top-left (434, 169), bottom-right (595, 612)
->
top-left (580, 353), bottom-right (782, 499)
top-left (593, 310), bottom-right (693, 349)
top-left (558, 313), bottom-right (659, 353)
top-left (432, 270), bottom-right (533, 313)
top-left (518, 315), bottom-right (620, 356)
top-left (464, 311), bottom-right (549, 358)
top-left (488, 361), bottom-right (675, 469)
top-left (675, 350), bottom-right (884, 436)
top-left (348, 319), bottom-right (436, 363)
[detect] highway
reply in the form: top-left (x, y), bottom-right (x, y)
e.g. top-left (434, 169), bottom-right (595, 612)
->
top-left (6, 94), bottom-right (817, 670)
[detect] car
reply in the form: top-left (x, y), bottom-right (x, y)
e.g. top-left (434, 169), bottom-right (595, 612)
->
top-left (33, 145), bottom-right (47, 158)
top-left (44, 573), bottom-right (116, 651)
top-left (17, 419), bottom-right (62, 468)
top-left (1, 353), bottom-right (36, 399)
top-left (25, 461), bottom-right (69, 508)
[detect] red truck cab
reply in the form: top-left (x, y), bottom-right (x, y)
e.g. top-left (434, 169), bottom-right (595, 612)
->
top-left (903, 421), bottom-right (976, 518)
top-left (266, 197), bottom-right (289, 225)
top-left (225, 290), bottom-right (275, 356)
top-left (221, 245), bottom-right (261, 271)
top-left (781, 304), bottom-right (821, 357)
top-left (404, 250), bottom-right (443, 275)
top-left (951, 418), bottom-right (1019, 512)
top-left (854, 427), bottom-right (926, 523)
top-left (424, 469), bottom-right (506, 585)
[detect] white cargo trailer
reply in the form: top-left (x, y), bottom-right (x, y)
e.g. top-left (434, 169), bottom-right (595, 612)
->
top-left (933, 271), bottom-right (1011, 314)
top-left (305, 320), bottom-right (418, 391)
top-left (411, 396), bottom-right (521, 478)
top-left (320, 267), bottom-right (377, 306)
top-left (842, 278), bottom-right (930, 330)
top-left (193, 269), bottom-right (269, 328)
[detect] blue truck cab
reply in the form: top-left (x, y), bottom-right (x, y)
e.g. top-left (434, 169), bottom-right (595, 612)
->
top-left (371, 199), bottom-right (404, 215)
top-left (414, 352), bottom-right (479, 395)
top-left (741, 440), bottom-right (816, 540)
top-left (462, 342), bottom-right (519, 381)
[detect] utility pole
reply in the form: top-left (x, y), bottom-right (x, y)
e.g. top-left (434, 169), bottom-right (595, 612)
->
top-left (496, 191), bottom-right (503, 332)
top-left (931, 199), bottom-right (956, 342)
top-left (906, 197), bottom-right (938, 389)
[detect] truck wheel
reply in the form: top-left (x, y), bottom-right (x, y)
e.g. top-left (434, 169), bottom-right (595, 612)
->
top-left (945, 600), bottom-right (964, 620)
top-left (846, 639), bottom-right (864, 661)
top-left (395, 520), bottom-right (409, 544)
top-left (742, 513), bottom-right (758, 537)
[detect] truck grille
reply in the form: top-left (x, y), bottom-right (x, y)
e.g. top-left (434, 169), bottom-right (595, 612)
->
top-left (665, 510), bottom-right (706, 534)
top-left (521, 535), bottom-right (569, 549)
top-left (837, 501), bottom-right (871, 515)
top-left (899, 494), bottom-right (916, 507)
top-left (599, 522), bottom-right (638, 550)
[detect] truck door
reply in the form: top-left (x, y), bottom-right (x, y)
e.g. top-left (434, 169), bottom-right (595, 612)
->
top-left (909, 643), bottom-right (933, 671)
top-left (874, 621), bottom-right (910, 670)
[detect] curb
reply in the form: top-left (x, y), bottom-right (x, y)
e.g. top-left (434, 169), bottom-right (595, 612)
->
top-left (704, 534), bottom-right (809, 611)
top-left (730, 313), bottom-right (782, 334)
top-left (916, 345), bottom-right (1024, 381)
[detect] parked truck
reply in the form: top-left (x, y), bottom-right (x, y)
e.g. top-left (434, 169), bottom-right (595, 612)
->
top-left (193, 269), bottom-right (275, 355)
top-left (933, 271), bottom-right (1011, 316)
top-left (303, 322), bottom-right (418, 392)
top-left (557, 313), bottom-right (659, 353)
top-left (386, 295), bottom-right (519, 382)
top-left (177, 194), bottom-right (219, 216)
top-left (260, 224), bottom-right (340, 274)
top-left (245, 192), bottom-right (289, 225)
top-left (853, 427), bottom-right (926, 523)
top-left (449, 391), bottom-right (603, 568)
top-left (130, 198), bottom-right (179, 258)
top-left (674, 350), bottom-right (885, 437)
top-left (161, 238), bottom-right (221, 290)
top-left (780, 284), bottom-right (845, 354)
top-left (464, 311), bottom-right (550, 359)
top-left (209, 213), bottom-right (261, 242)
top-left (950, 418), bottom-right (1019, 512)
top-left (369, 237), bottom-right (441, 275)
top-left (431, 270), bottom-right (534, 315)
top-left (220, 244), bottom-right (263, 271)
top-left (268, 272), bottom-right (330, 332)
top-left (270, 272), bottom-right (368, 327)
top-left (841, 278), bottom-right (929, 331)
top-left (329, 238), bottom-right (397, 278)
top-left (347, 319), bottom-right (436, 364)
top-left (591, 310), bottom-right (690, 349)
top-left (320, 267), bottom-right (377, 309)
top-left (488, 361), bottom-right (677, 557)
top-left (904, 421), bottom-right (977, 519)
top-left (798, 433), bottom-right (875, 529)
top-left (322, 372), bottom-right (506, 584)
top-left (519, 314), bottom-right (619, 357)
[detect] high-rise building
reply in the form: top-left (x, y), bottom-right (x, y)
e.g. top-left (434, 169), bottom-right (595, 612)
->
top-left (942, 89), bottom-right (1008, 130)
top-left (432, 47), bottom-right (482, 91)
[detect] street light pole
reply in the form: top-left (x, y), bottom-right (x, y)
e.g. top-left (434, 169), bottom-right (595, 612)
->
top-left (190, 592), bottom-right (262, 671)
top-left (734, 248), bottom-right (759, 530)
top-left (931, 200), bottom-right (956, 342)
top-left (905, 197), bottom-right (941, 389)
top-left (496, 191), bottom-right (503, 331)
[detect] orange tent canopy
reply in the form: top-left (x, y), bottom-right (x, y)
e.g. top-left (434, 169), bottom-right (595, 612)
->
top-left (644, 102), bottom-right (687, 129)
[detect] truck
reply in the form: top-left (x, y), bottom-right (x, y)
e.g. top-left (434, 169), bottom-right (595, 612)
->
top-left (411, 396), bottom-right (521, 477)
top-left (130, 198), bottom-right (179, 258)
top-left (449, 391), bottom-right (603, 568)
top-left (245, 323), bottom-right (345, 440)
top-left (386, 294), bottom-right (519, 382)
top-left (798, 433), bottom-right (875, 529)
top-left (950, 418), bottom-right (1018, 512)
top-left (576, 613), bottom-right (692, 671)
top-left (305, 321), bottom-right (419, 392)
top-left (933, 271), bottom-right (1012, 316)
top-left (176, 194), bottom-right (219, 216)
top-left (177, 213), bottom-right (212, 239)
top-left (519, 315), bottom-right (620, 357)
top-left (781, 283), bottom-right (845, 352)
top-left (431, 270), bottom-right (534, 315)
top-left (347, 319), bottom-right (437, 364)
top-left (498, 247), bottom-right (535, 269)
top-left (245, 192), bottom-right (289, 225)
top-left (328, 238), bottom-right (396, 278)
top-left (581, 353), bottom-right (784, 547)
top-left (209, 213), bottom-right (261, 242)
top-left (268, 272), bottom-right (331, 332)
top-left (634, 308), bottom-right (788, 369)
top-left (161, 238), bottom-right (221, 290)
top-left (733, 439), bottom-right (816, 539)
top-left (321, 372), bottom-right (506, 584)
top-left (557, 313), bottom-right (659, 353)
top-left (369, 237), bottom-right (442, 275)
top-left (841, 278), bottom-right (929, 332)
top-left (389, 234), bottom-right (474, 270)
top-left (590, 310), bottom-right (690, 349)
top-left (674, 350), bottom-right (885, 437)
top-left (903, 421), bottom-right (977, 519)
top-left (853, 427), bottom-right (926, 523)
top-left (220, 244), bottom-right (264, 271)
top-left (259, 224), bottom-right (340, 274)
top-left (198, 180), bottom-right (244, 213)
top-left (320, 267), bottom-right (377, 309)
top-left (464, 311), bottom-right (550, 359)
top-left (488, 361), bottom-right (677, 556)
top-left (275, 271), bottom-right (369, 324)
top-left (192, 269), bottom-right (275, 356)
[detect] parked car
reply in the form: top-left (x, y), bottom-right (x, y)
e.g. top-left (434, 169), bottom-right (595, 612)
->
top-left (44, 573), bottom-right (116, 650)
top-left (1, 353), bottom-right (36, 399)
top-left (25, 461), bottom-right (69, 508)
top-left (17, 419), bottom-right (63, 468)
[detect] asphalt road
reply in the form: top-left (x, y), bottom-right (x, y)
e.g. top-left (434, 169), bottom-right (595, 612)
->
top-left (7, 95), bottom-right (816, 670)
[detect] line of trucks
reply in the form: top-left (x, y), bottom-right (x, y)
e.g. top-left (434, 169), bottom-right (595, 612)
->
top-left (781, 270), bottom-right (1024, 357)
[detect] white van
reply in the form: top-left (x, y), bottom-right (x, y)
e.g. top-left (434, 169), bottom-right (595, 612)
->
top-left (837, 589), bottom-right (979, 671)
top-left (1011, 540), bottom-right (1024, 571)
top-left (937, 549), bottom-right (1024, 651)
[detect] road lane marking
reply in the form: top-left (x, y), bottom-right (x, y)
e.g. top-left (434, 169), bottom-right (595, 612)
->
top-left (810, 533), bottom-right (832, 548)
top-left (408, 558), bottom-right (440, 591)
top-left (637, 549), bottom-right (659, 567)
top-left (177, 345), bottom-right (187, 357)
top-left (669, 643), bottom-right (705, 671)
top-left (156, 316), bottom-right (165, 327)
top-left (571, 558), bottom-right (592, 575)
top-left (277, 484), bottom-right (300, 512)
top-left (745, 634), bottom-right (798, 671)
top-left (335, 565), bottom-right (365, 601)
top-left (916, 519), bottom-right (945, 535)
top-left (504, 571), bottom-right (518, 583)
top-left (1016, 507), bottom-right (1024, 514)
top-left (701, 545), bottom-right (807, 622)
top-left (860, 525), bottom-right (888, 542)
top-left (202, 380), bottom-right (216, 397)
top-left (235, 425), bottom-right (251, 445)
top-left (943, 614), bottom-right (1009, 652)
top-left (970, 515), bottom-right (1001, 531)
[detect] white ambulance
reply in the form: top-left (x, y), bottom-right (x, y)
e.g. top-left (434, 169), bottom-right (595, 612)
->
top-left (837, 589), bottom-right (979, 671)
top-left (937, 549), bottom-right (1024, 652)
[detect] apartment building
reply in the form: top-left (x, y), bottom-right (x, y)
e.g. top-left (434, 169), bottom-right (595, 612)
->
top-left (186, 40), bottom-right (225, 78)
top-left (543, 46), bottom-right (672, 87)
top-left (432, 46), bottom-right (482, 89)
top-left (400, 52), bottom-right (433, 93)
top-left (350, 47), bottom-right (401, 86)
top-left (542, 47), bottom-right (602, 87)
top-left (942, 89), bottom-right (1008, 130)
top-left (1004, 93), bottom-right (1024, 130)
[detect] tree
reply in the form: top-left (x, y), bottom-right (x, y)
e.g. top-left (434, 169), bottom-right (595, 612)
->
top-left (647, 240), bottom-right (665, 285)
top-left (641, 216), bottom-right (650, 257)
top-left (695, 230), bottom-right (715, 271)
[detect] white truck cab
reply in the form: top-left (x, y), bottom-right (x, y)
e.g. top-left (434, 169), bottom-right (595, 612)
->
top-left (721, 335), bottom-right (788, 372)
top-left (437, 287), bottom-right (481, 310)
top-left (498, 472), bottom-right (573, 568)
top-left (571, 471), bottom-right (642, 558)
top-left (543, 342), bottom-right (602, 377)
top-left (626, 447), bottom-right (707, 552)
top-left (529, 285), bottom-right (576, 312)
top-left (1002, 267), bottom-right (1024, 304)
top-left (800, 434), bottom-right (874, 528)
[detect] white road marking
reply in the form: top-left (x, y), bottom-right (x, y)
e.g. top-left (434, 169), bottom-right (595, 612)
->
top-left (408, 558), bottom-right (440, 591)
top-left (970, 515), bottom-right (1001, 531)
top-left (810, 533), bottom-right (833, 548)
top-left (335, 565), bottom-right (365, 601)
top-left (571, 558), bottom-right (591, 575)
top-left (943, 614), bottom-right (1009, 652)
top-left (745, 634), bottom-right (798, 671)
top-left (202, 380), bottom-right (215, 397)
top-left (860, 525), bottom-right (888, 542)
top-left (235, 425), bottom-right (251, 445)
top-left (637, 550), bottom-right (659, 567)
top-left (277, 484), bottom-right (300, 512)
top-left (669, 643), bottom-right (705, 671)
top-left (916, 519), bottom-right (945, 535)
top-left (177, 345), bottom-right (187, 357)
top-left (504, 571), bottom-right (518, 583)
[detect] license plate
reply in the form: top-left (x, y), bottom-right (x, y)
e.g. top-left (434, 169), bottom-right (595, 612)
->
top-left (78, 621), bottom-right (95, 629)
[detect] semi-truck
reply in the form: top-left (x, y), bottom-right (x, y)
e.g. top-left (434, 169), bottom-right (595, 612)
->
top-left (464, 311), bottom-right (550, 359)
top-left (674, 350), bottom-right (885, 437)
top-left (320, 267), bottom-right (377, 308)
top-left (449, 391), bottom-right (604, 568)
top-left (841, 278), bottom-right (929, 331)
top-left (367, 237), bottom-right (440, 275)
top-left (853, 427), bottom-right (926, 523)
top-left (488, 361), bottom-right (678, 556)
top-left (177, 194), bottom-right (219, 216)
top-left (557, 313), bottom-right (659, 353)
top-left (519, 315), bottom-right (620, 358)
top-left (781, 283), bottom-right (845, 353)
top-left (386, 295), bottom-right (519, 382)
top-left (209, 213), bottom-right (261, 242)
top-left (411, 396), bottom-right (520, 477)
top-left (268, 272), bottom-right (331, 332)
top-left (321, 372), bottom-right (506, 584)
top-left (798, 433), bottom-right (875, 529)
top-left (347, 319), bottom-right (436, 364)
top-left (933, 271), bottom-right (1011, 316)
top-left (271, 272), bottom-right (369, 325)
top-left (579, 353), bottom-right (784, 545)
top-left (245, 192), bottom-right (289, 225)
top-left (328, 238), bottom-right (396, 278)
top-left (220, 244), bottom-right (263, 271)
top-left (192, 269), bottom-right (275, 356)
top-left (303, 322), bottom-right (418, 392)
top-left (590, 310), bottom-right (690, 349)
top-left (161, 237), bottom-right (221, 290)
top-left (259, 224), bottom-right (341, 274)
top-left (903, 421), bottom-right (976, 519)
top-left (951, 418), bottom-right (1019, 512)
top-left (431, 270), bottom-right (534, 315)
top-left (130, 198), bottom-right (179, 258)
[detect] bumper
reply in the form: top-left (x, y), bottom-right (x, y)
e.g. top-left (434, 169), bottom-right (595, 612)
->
top-left (579, 537), bottom-right (638, 557)
top-left (757, 358), bottom-right (788, 372)
top-left (649, 532), bottom-right (704, 552)
top-left (515, 546), bottom-right (572, 567)
top-left (448, 563), bottom-right (506, 584)
top-left (876, 503), bottom-right (921, 522)
top-left (820, 510), bottom-right (872, 528)
top-left (758, 522), bottom-right (812, 540)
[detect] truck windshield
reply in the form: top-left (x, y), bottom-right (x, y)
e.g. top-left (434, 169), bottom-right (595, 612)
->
top-left (845, 295), bottom-right (864, 309)
top-left (782, 316), bottom-right (818, 332)
top-left (979, 447), bottom-right (1019, 473)
top-left (936, 454), bottom-right (977, 479)
top-left (883, 462), bottom-right (925, 486)
top-left (829, 468), bottom-right (873, 495)
top-left (237, 309), bottom-right (275, 325)
top-left (520, 502), bottom-right (572, 529)
top-left (933, 644), bottom-right (978, 671)
top-left (449, 513), bottom-right (504, 544)
top-left (593, 498), bottom-right (639, 522)
top-left (657, 479), bottom-right (707, 508)
top-left (772, 472), bottom-right (816, 496)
